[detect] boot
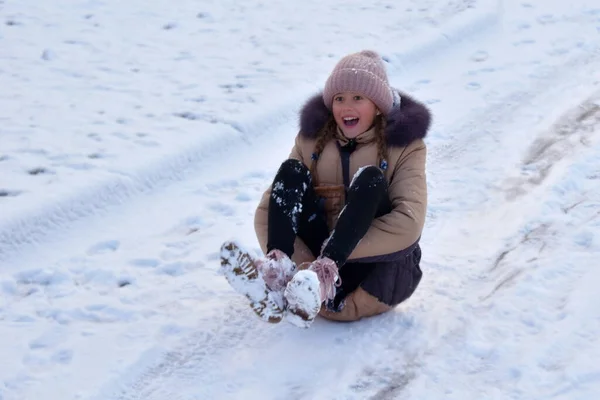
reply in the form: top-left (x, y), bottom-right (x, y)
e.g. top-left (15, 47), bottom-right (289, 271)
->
top-left (255, 249), bottom-right (296, 308)
top-left (284, 256), bottom-right (341, 328)
top-left (219, 241), bottom-right (285, 323)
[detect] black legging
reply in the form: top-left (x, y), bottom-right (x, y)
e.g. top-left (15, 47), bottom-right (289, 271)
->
top-left (267, 159), bottom-right (390, 267)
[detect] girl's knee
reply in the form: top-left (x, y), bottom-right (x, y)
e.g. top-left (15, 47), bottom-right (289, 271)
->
top-left (351, 165), bottom-right (385, 189)
top-left (273, 159), bottom-right (312, 187)
top-left (279, 159), bottom-right (309, 175)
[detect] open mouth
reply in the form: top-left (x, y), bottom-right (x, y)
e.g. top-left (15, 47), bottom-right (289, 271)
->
top-left (343, 117), bottom-right (359, 127)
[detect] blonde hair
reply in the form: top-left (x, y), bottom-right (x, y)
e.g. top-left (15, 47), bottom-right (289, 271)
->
top-left (309, 115), bottom-right (388, 186)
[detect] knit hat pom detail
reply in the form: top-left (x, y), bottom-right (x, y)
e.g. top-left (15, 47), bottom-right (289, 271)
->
top-left (359, 50), bottom-right (380, 59)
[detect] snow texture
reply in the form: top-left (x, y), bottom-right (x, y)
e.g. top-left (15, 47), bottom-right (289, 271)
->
top-left (284, 270), bottom-right (322, 329)
top-left (2, 0), bottom-right (600, 399)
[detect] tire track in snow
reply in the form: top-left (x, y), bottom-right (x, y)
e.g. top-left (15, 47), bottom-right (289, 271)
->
top-left (401, 139), bottom-right (600, 398)
top-left (98, 305), bottom-right (422, 400)
top-left (0, 0), bottom-right (502, 267)
top-left (375, 84), bottom-right (600, 398)
top-left (428, 41), bottom-right (600, 167)
top-left (90, 3), bottom-right (600, 400)
top-left (480, 90), bottom-right (600, 299)
top-left (503, 94), bottom-right (600, 201)
top-left (472, 89), bottom-right (600, 300)
top-left (96, 306), bottom-right (265, 400)
top-left (88, 5), bottom-right (504, 399)
top-left (423, 45), bottom-right (600, 238)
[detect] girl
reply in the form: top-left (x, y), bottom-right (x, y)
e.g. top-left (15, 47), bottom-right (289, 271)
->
top-left (220, 50), bottom-right (430, 328)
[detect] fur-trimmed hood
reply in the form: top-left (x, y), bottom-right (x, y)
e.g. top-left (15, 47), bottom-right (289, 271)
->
top-left (299, 89), bottom-right (431, 147)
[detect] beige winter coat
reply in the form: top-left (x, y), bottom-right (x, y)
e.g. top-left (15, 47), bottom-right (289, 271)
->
top-left (254, 90), bottom-right (430, 321)
top-left (255, 93), bottom-right (428, 266)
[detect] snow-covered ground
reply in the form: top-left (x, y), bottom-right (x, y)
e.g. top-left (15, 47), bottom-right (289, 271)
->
top-left (1, 0), bottom-right (600, 399)
top-left (0, 0), bottom-right (487, 248)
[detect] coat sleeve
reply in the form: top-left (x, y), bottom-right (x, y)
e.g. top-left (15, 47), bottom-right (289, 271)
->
top-left (253, 134), bottom-right (317, 266)
top-left (347, 139), bottom-right (427, 261)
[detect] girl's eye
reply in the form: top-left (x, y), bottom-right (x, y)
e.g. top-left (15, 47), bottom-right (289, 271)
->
top-left (334, 96), bottom-right (343, 102)
top-left (353, 95), bottom-right (362, 101)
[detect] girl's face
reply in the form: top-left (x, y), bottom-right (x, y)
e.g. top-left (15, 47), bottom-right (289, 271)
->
top-left (332, 91), bottom-right (379, 139)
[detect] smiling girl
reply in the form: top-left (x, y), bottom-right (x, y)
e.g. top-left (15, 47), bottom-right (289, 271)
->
top-left (220, 50), bottom-right (431, 328)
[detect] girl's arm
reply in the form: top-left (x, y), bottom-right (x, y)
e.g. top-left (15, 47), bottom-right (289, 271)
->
top-left (347, 139), bottom-right (427, 261)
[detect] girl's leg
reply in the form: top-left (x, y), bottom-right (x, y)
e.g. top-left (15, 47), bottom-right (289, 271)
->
top-left (321, 165), bottom-right (389, 266)
top-left (320, 166), bottom-right (392, 312)
top-left (220, 159), bottom-right (327, 324)
top-left (267, 158), bottom-right (330, 259)
top-left (258, 159), bottom-right (330, 295)
top-left (285, 166), bottom-right (390, 327)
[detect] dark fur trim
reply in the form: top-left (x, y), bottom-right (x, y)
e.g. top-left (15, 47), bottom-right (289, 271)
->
top-left (298, 89), bottom-right (431, 147)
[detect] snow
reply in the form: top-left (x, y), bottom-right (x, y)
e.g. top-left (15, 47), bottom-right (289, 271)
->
top-left (219, 240), bottom-right (284, 323)
top-left (271, 173), bottom-right (306, 234)
top-left (0, 0), bottom-right (489, 246)
top-left (1, 0), bottom-right (600, 398)
top-left (283, 269), bottom-right (322, 329)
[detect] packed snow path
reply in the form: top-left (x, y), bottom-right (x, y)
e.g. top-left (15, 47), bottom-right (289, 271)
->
top-left (1, 0), bottom-right (600, 399)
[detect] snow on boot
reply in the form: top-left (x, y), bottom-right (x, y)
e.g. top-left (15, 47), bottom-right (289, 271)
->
top-left (255, 249), bottom-right (296, 310)
top-left (219, 240), bottom-right (284, 323)
top-left (284, 270), bottom-right (321, 328)
top-left (256, 249), bottom-right (296, 293)
top-left (284, 257), bottom-right (340, 328)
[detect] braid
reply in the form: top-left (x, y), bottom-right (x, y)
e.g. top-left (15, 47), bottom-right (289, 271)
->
top-left (375, 115), bottom-right (389, 171)
top-left (309, 117), bottom-right (337, 185)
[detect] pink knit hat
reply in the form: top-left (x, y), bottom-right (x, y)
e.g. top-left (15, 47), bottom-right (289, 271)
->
top-left (323, 50), bottom-right (394, 115)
